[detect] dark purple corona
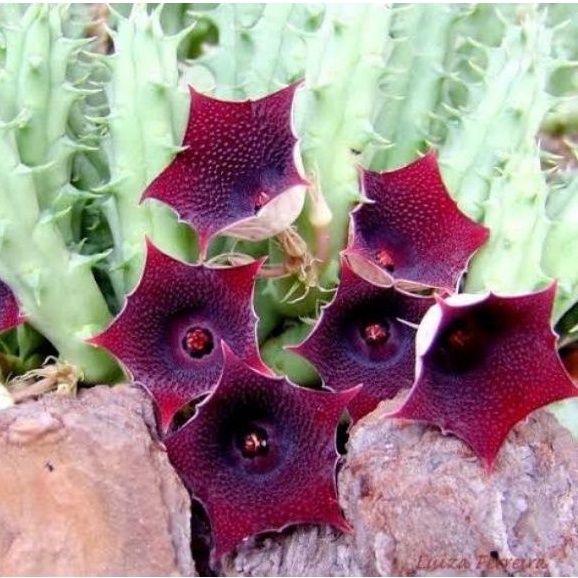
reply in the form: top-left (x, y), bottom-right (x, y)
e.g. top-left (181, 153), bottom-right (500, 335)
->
top-left (362, 322), bottom-right (389, 346)
top-left (183, 327), bottom-right (214, 359)
top-left (87, 240), bottom-right (270, 433)
top-left (291, 257), bottom-right (434, 422)
top-left (349, 152), bottom-right (490, 290)
top-left (238, 426), bottom-right (269, 458)
top-left (253, 191), bottom-right (270, 213)
top-left (375, 248), bottom-right (395, 272)
top-left (165, 345), bottom-right (358, 559)
top-left (391, 287), bottom-right (578, 469)
top-left (140, 83), bottom-right (307, 257)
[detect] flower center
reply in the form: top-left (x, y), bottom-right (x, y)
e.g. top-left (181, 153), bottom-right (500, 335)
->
top-left (442, 318), bottom-right (478, 355)
top-left (253, 191), bottom-right (270, 213)
top-left (237, 426), bottom-right (269, 459)
top-left (361, 322), bottom-right (389, 346)
top-left (375, 248), bottom-right (395, 272)
top-left (182, 327), bottom-right (214, 359)
top-left (436, 314), bottom-right (488, 372)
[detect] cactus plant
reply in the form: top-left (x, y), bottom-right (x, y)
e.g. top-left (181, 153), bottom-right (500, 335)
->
top-left (0, 5), bottom-right (118, 382)
top-left (0, 2), bottom-right (577, 571)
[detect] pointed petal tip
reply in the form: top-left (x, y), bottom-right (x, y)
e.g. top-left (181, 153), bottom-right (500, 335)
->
top-left (245, 254), bottom-right (268, 276)
top-left (158, 402), bottom-right (178, 436)
top-left (220, 340), bottom-right (273, 377)
top-left (218, 339), bottom-right (272, 377)
top-left (219, 339), bottom-right (235, 361)
top-left (284, 340), bottom-right (305, 356)
top-left (16, 313), bottom-right (29, 325)
top-left (143, 234), bottom-right (155, 253)
top-left (85, 333), bottom-right (103, 348)
top-left (333, 512), bottom-right (353, 534)
top-left (341, 383), bottom-right (363, 406)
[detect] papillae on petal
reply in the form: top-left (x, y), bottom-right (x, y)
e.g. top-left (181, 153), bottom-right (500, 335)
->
top-left (291, 255), bottom-right (434, 422)
top-left (165, 344), bottom-right (360, 560)
top-left (349, 152), bottom-right (489, 291)
top-left (88, 240), bottom-right (270, 432)
top-left (390, 285), bottom-right (578, 469)
top-left (141, 83), bottom-right (307, 257)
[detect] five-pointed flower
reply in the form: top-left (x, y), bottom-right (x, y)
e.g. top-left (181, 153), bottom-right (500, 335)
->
top-left (88, 240), bottom-right (270, 432)
top-left (141, 83), bottom-right (307, 257)
top-left (291, 255), bottom-right (434, 422)
top-left (389, 285), bottom-right (578, 469)
top-left (349, 152), bottom-right (489, 291)
top-left (165, 344), bottom-right (360, 560)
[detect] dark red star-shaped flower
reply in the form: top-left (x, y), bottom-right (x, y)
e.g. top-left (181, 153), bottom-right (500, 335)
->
top-left (389, 285), bottom-right (578, 469)
top-left (165, 345), bottom-right (359, 560)
top-left (141, 83), bottom-right (307, 257)
top-left (349, 152), bottom-right (489, 290)
top-left (0, 279), bottom-right (24, 333)
top-left (88, 240), bottom-right (270, 432)
top-left (291, 255), bottom-right (434, 422)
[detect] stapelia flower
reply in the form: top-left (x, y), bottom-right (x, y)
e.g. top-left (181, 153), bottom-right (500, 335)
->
top-left (291, 255), bottom-right (434, 422)
top-left (0, 279), bottom-right (24, 333)
top-left (349, 152), bottom-right (489, 290)
top-left (141, 83), bottom-right (307, 257)
top-left (390, 285), bottom-right (578, 469)
top-left (165, 344), bottom-right (360, 560)
top-left (88, 240), bottom-right (270, 432)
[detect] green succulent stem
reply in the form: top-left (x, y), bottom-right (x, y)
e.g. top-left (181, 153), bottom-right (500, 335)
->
top-left (0, 5), bottom-right (119, 382)
top-left (101, 5), bottom-right (196, 301)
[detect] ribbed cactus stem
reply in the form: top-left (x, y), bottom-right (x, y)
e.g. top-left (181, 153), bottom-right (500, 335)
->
top-left (193, 5), bottom-right (397, 320)
top-left (455, 8), bottom-right (554, 295)
top-left (439, 6), bottom-right (553, 223)
top-left (465, 143), bottom-right (552, 294)
top-left (542, 174), bottom-right (578, 321)
top-left (295, 4), bottom-right (393, 264)
top-left (101, 5), bottom-right (195, 300)
top-left (0, 4), bottom-right (118, 382)
top-left (198, 4), bottom-right (314, 99)
top-left (366, 4), bottom-right (458, 171)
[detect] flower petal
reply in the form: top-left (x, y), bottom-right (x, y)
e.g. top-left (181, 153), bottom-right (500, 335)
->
top-left (0, 279), bottom-right (24, 333)
top-left (390, 284), bottom-right (578, 469)
top-left (88, 240), bottom-right (269, 432)
top-left (350, 152), bottom-right (489, 290)
top-left (291, 255), bottom-right (434, 422)
top-left (141, 83), bottom-right (307, 257)
top-left (165, 344), bottom-right (359, 560)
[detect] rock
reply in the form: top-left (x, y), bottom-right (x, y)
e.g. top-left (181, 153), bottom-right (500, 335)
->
top-left (0, 385), bottom-right (194, 577)
top-left (340, 399), bottom-right (578, 576)
top-left (225, 398), bottom-right (578, 577)
top-left (222, 524), bottom-right (361, 577)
